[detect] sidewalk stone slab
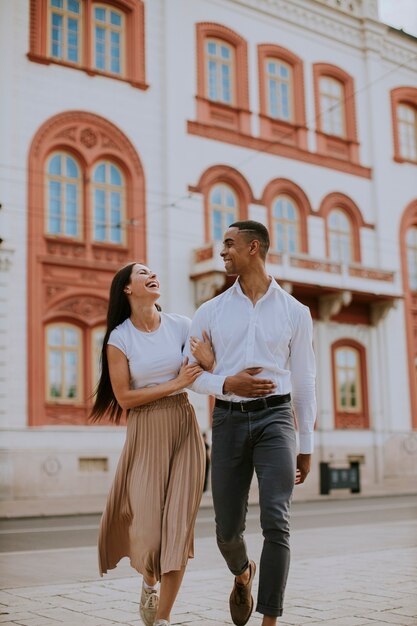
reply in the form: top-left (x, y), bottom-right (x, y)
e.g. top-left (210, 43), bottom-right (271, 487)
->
top-left (1, 519), bottom-right (416, 626)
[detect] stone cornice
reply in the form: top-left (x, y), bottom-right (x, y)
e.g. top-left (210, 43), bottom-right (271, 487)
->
top-left (226, 0), bottom-right (417, 72)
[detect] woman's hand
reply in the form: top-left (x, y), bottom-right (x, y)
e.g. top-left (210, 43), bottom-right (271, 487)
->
top-left (190, 330), bottom-right (215, 371)
top-left (176, 357), bottom-right (203, 388)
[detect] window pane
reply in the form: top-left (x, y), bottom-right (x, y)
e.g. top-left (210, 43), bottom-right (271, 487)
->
top-left (67, 18), bottom-right (79, 63)
top-left (225, 189), bottom-right (236, 208)
top-left (210, 186), bottom-right (222, 205)
top-left (65, 156), bottom-right (78, 178)
top-left (207, 41), bottom-right (216, 55)
top-left (51, 0), bottom-right (63, 7)
top-left (48, 326), bottom-right (62, 346)
top-left (49, 154), bottom-right (62, 176)
top-left (208, 59), bottom-right (217, 100)
top-left (64, 351), bottom-right (78, 398)
top-left (68, 0), bottom-right (80, 13)
top-left (94, 163), bottom-right (106, 183)
top-left (95, 6), bottom-right (106, 21)
top-left (95, 27), bottom-right (106, 70)
top-left (220, 45), bottom-right (230, 59)
top-left (49, 351), bottom-right (62, 398)
top-left (110, 165), bottom-right (122, 186)
top-left (110, 11), bottom-right (122, 26)
top-left (221, 64), bottom-right (231, 103)
top-left (51, 13), bottom-right (63, 57)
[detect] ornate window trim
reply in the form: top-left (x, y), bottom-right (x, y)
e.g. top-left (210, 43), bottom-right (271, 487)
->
top-left (313, 63), bottom-right (359, 164)
top-left (400, 199), bottom-right (417, 429)
top-left (331, 339), bottom-right (369, 430)
top-left (391, 87), bottom-right (417, 165)
top-left (195, 23), bottom-right (251, 134)
top-left (28, 0), bottom-right (147, 89)
top-left (28, 110), bottom-right (146, 426)
top-left (261, 178), bottom-right (312, 254)
top-left (318, 192), bottom-right (371, 263)
top-left (189, 165), bottom-right (252, 243)
top-left (258, 44), bottom-right (307, 150)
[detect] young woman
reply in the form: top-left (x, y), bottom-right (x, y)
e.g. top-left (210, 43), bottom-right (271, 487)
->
top-left (91, 262), bottom-right (212, 626)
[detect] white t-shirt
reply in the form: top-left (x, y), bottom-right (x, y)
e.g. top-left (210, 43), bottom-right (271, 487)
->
top-left (108, 313), bottom-right (190, 392)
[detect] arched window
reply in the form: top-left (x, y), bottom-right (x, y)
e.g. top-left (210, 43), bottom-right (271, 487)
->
top-left (257, 45), bottom-right (306, 149)
top-left (92, 326), bottom-right (106, 389)
top-left (46, 323), bottom-right (82, 402)
top-left (49, 0), bottom-right (82, 63)
top-left (265, 59), bottom-right (292, 121)
top-left (195, 23), bottom-right (250, 134)
top-left (313, 64), bottom-right (358, 164)
top-left (206, 39), bottom-right (235, 105)
top-left (406, 226), bottom-right (417, 291)
top-left (46, 152), bottom-right (81, 238)
top-left (335, 346), bottom-right (361, 413)
top-left (398, 104), bottom-right (417, 161)
top-left (391, 88), bottom-right (417, 164)
top-left (328, 209), bottom-right (352, 263)
top-left (92, 161), bottom-right (125, 244)
top-left (209, 184), bottom-right (238, 241)
top-left (332, 340), bottom-right (369, 429)
top-left (271, 195), bottom-right (299, 253)
top-left (93, 4), bottom-right (124, 75)
top-left (319, 76), bottom-right (345, 137)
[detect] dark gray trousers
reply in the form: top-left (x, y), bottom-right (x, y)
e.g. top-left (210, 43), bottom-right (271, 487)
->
top-left (211, 401), bottom-right (296, 617)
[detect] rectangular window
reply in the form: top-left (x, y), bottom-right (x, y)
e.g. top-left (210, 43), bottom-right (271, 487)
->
top-left (320, 77), bottom-right (345, 137)
top-left (93, 5), bottom-right (124, 75)
top-left (205, 39), bottom-right (234, 105)
top-left (49, 0), bottom-right (81, 63)
top-left (266, 59), bottom-right (292, 122)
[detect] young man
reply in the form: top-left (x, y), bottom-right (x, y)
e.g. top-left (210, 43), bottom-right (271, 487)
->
top-left (186, 220), bottom-right (316, 626)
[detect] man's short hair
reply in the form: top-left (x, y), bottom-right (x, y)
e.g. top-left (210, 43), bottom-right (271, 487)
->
top-left (229, 220), bottom-right (270, 259)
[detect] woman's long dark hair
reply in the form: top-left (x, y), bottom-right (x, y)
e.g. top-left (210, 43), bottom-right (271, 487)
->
top-left (90, 262), bottom-right (161, 424)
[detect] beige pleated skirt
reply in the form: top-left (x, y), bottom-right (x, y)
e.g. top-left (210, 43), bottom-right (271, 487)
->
top-left (98, 393), bottom-right (205, 580)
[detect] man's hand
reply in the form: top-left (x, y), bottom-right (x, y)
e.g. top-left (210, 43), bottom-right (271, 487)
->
top-left (223, 368), bottom-right (276, 397)
top-left (295, 453), bottom-right (311, 485)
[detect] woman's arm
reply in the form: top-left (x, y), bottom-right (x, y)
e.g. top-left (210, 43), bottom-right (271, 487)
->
top-left (190, 330), bottom-right (215, 371)
top-left (108, 345), bottom-right (202, 410)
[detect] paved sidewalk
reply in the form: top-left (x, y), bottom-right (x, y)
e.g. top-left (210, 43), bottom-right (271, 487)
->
top-left (1, 517), bottom-right (416, 626)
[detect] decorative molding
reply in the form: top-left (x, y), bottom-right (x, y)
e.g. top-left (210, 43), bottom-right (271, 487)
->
top-left (319, 290), bottom-right (352, 320)
top-left (370, 299), bottom-right (396, 325)
top-left (28, 110), bottom-right (146, 427)
top-left (187, 121), bottom-right (372, 178)
top-left (55, 296), bottom-right (108, 319)
top-left (193, 271), bottom-right (227, 307)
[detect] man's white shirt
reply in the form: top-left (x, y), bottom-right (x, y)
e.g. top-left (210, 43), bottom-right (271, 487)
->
top-left (185, 277), bottom-right (317, 454)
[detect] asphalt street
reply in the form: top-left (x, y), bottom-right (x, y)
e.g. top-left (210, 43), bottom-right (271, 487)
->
top-left (1, 494), bottom-right (416, 553)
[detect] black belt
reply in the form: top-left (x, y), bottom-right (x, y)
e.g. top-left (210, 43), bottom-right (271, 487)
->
top-left (215, 393), bottom-right (291, 413)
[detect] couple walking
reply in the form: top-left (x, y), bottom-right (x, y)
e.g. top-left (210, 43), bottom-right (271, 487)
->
top-left (91, 220), bottom-right (317, 626)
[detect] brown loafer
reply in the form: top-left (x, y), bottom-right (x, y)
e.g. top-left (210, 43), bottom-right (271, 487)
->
top-left (229, 560), bottom-right (256, 626)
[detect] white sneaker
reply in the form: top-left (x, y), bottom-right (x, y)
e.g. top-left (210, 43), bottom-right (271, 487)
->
top-left (154, 621), bottom-right (170, 626)
top-left (139, 582), bottom-right (159, 626)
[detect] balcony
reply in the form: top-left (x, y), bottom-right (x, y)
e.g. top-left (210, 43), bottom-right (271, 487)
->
top-left (190, 242), bottom-right (401, 324)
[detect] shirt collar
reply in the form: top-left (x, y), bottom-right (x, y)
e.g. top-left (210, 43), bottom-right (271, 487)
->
top-left (232, 276), bottom-right (280, 299)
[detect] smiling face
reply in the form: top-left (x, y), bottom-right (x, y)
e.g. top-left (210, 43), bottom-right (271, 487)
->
top-left (220, 227), bottom-right (253, 275)
top-left (125, 263), bottom-right (161, 301)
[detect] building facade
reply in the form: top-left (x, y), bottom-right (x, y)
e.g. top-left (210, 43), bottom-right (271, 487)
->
top-left (0, 0), bottom-right (416, 504)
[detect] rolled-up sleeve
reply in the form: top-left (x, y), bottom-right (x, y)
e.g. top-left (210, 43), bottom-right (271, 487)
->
top-left (183, 303), bottom-right (226, 397)
top-left (289, 305), bottom-right (317, 454)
